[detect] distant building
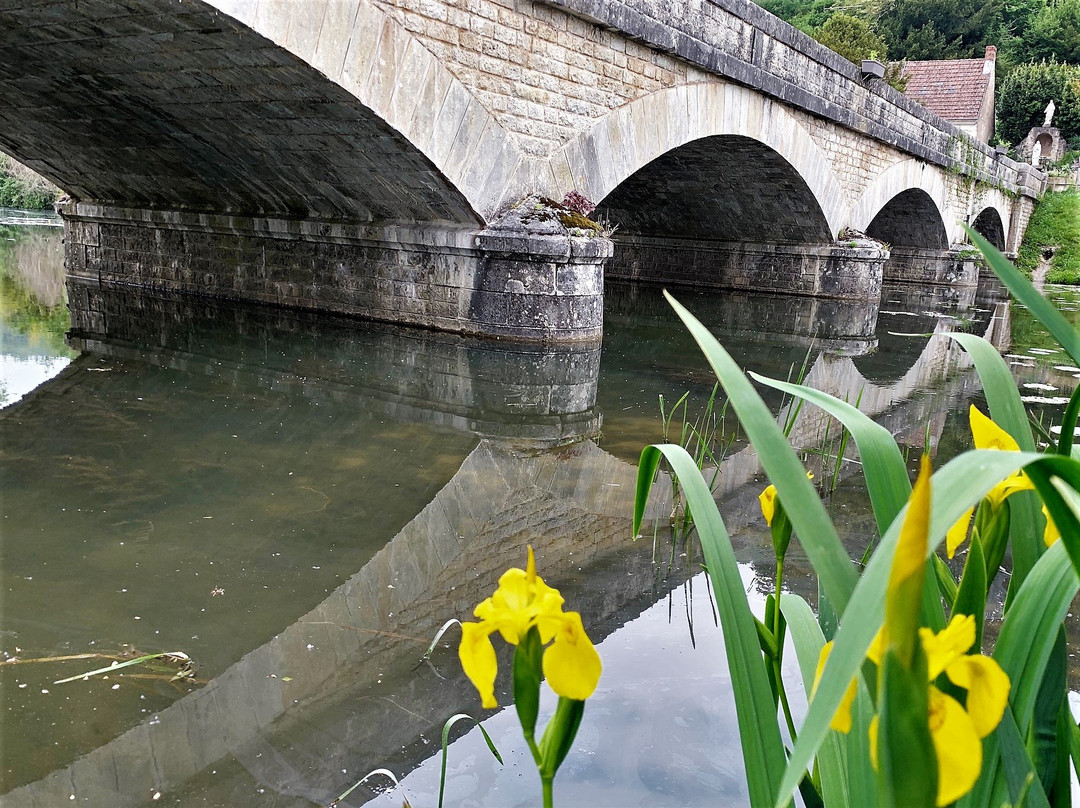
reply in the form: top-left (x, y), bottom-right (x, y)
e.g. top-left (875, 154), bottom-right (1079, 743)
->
top-left (902, 46), bottom-right (997, 143)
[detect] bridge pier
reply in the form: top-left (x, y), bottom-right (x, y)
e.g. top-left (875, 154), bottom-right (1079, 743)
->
top-left (883, 247), bottom-right (981, 288)
top-left (607, 235), bottom-right (888, 302)
top-left (60, 201), bottom-right (611, 345)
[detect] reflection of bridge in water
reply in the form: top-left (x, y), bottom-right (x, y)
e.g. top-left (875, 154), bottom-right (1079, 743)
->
top-left (5, 280), bottom-right (1008, 806)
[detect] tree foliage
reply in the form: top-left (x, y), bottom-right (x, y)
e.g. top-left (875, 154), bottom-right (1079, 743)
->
top-left (816, 13), bottom-right (890, 62)
top-left (998, 61), bottom-right (1080, 144)
top-left (878, 0), bottom-right (1004, 59)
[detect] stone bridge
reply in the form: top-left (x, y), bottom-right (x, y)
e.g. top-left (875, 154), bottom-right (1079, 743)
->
top-left (0, 0), bottom-right (1045, 341)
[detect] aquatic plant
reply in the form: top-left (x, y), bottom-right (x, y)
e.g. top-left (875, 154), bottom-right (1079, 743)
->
top-left (458, 546), bottom-right (601, 808)
top-left (633, 228), bottom-right (1080, 808)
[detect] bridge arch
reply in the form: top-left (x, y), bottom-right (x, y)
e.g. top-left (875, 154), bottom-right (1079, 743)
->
top-left (550, 82), bottom-right (846, 239)
top-left (851, 159), bottom-right (951, 247)
top-left (0, 0), bottom-right (531, 226)
top-left (205, 0), bottom-right (523, 223)
top-left (972, 205), bottom-right (1007, 250)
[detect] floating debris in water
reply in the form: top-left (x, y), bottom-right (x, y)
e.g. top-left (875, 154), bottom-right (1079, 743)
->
top-left (1021, 396), bottom-right (1071, 404)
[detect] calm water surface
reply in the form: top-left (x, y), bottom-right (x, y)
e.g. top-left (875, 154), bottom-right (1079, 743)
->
top-left (1, 220), bottom-right (1077, 807)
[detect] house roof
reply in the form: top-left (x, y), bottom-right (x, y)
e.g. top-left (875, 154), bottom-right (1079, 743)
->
top-left (902, 56), bottom-right (992, 121)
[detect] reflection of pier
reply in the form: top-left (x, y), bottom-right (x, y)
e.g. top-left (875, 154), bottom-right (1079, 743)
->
top-left (6, 286), bottom-right (1010, 806)
top-left (66, 281), bottom-right (602, 446)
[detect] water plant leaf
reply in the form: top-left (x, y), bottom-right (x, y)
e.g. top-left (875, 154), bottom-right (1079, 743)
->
top-left (636, 442), bottom-right (788, 808)
top-left (877, 648), bottom-right (937, 808)
top-left (947, 331), bottom-right (1043, 597)
top-left (424, 619), bottom-right (462, 661)
top-left (776, 449), bottom-right (1040, 808)
top-left (952, 533), bottom-right (987, 651)
top-left (329, 768), bottom-right (402, 807)
top-left (783, 593), bottom-right (878, 808)
top-left (538, 696), bottom-right (586, 776)
top-left (966, 540), bottom-right (1079, 808)
top-left (994, 705), bottom-right (1051, 808)
top-left (748, 373), bottom-right (910, 534)
top-left (53, 652), bottom-right (192, 685)
top-left (664, 292), bottom-right (858, 616)
top-left (513, 627), bottom-right (543, 742)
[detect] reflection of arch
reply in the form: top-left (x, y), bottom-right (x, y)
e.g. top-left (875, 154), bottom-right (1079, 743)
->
top-left (549, 83), bottom-right (846, 238)
top-left (972, 206), bottom-right (1006, 250)
top-left (852, 159), bottom-right (951, 244)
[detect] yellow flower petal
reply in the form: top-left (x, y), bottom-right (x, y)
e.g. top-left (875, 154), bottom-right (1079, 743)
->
top-left (1043, 503), bottom-right (1061, 547)
top-left (946, 507), bottom-right (974, 558)
top-left (929, 686), bottom-right (983, 806)
top-left (868, 714), bottom-right (879, 770)
top-left (944, 654), bottom-right (1010, 738)
top-left (986, 474), bottom-right (1035, 508)
top-left (759, 484), bottom-right (776, 527)
top-left (970, 405), bottom-right (1021, 453)
top-left (459, 622), bottom-right (499, 709)
top-left (811, 641), bottom-right (857, 733)
top-left (542, 611), bottom-right (602, 701)
top-left (920, 614), bottom-right (975, 680)
top-left (885, 455), bottom-right (932, 661)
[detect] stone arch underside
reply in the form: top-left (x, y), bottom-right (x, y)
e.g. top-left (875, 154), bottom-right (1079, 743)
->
top-left (594, 135), bottom-right (834, 244)
top-left (865, 189), bottom-right (950, 249)
top-left (972, 206), bottom-right (1006, 250)
top-left (551, 83), bottom-right (846, 238)
top-left (0, 0), bottom-right (482, 225)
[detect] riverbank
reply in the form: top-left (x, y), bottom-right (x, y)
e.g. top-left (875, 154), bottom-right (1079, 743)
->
top-left (0, 154), bottom-right (60, 211)
top-left (1016, 188), bottom-right (1080, 283)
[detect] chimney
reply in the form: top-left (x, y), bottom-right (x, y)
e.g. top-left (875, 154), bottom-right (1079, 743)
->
top-left (985, 45), bottom-right (997, 61)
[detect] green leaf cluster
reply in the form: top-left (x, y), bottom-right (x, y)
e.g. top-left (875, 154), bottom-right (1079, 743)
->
top-left (633, 230), bottom-right (1080, 808)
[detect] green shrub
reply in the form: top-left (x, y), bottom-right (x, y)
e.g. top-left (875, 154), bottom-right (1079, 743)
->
top-left (1017, 189), bottom-right (1080, 282)
top-left (998, 61), bottom-right (1080, 146)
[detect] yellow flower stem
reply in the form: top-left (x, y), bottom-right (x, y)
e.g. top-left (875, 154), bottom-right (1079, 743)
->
top-left (772, 556), bottom-right (798, 742)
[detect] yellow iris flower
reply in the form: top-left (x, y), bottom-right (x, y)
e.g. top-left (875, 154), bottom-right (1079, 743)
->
top-left (458, 547), bottom-right (602, 708)
top-left (946, 406), bottom-right (1035, 557)
top-left (758, 471), bottom-right (813, 527)
top-left (814, 457), bottom-right (1010, 807)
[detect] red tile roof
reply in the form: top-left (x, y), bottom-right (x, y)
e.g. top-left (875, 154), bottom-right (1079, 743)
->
top-left (902, 57), bottom-right (991, 120)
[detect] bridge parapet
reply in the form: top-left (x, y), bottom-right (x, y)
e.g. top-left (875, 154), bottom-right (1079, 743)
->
top-left (542, 0), bottom-right (1030, 192)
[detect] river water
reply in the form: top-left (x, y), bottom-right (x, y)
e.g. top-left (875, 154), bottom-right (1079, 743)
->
top-left (2, 216), bottom-right (1078, 807)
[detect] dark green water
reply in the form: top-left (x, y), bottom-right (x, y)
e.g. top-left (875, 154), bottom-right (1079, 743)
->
top-left (1, 221), bottom-right (1075, 807)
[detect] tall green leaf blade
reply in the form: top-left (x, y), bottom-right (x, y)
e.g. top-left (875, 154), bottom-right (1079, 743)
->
top-left (947, 330), bottom-right (1044, 595)
top-left (749, 373), bottom-right (910, 534)
top-left (776, 449), bottom-right (1041, 808)
top-left (966, 227), bottom-right (1080, 369)
top-left (637, 443), bottom-right (789, 808)
top-left (946, 332), bottom-right (1034, 453)
top-left (967, 540), bottom-right (1079, 808)
top-left (666, 293), bottom-right (858, 614)
top-left (783, 594), bottom-right (880, 808)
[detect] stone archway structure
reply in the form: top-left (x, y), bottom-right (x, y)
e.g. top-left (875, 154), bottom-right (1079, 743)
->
top-left (0, 0), bottom-right (1044, 340)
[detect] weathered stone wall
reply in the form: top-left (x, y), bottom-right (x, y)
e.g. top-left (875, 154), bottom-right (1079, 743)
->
top-left (610, 235), bottom-right (886, 301)
top-left (62, 201), bottom-right (609, 343)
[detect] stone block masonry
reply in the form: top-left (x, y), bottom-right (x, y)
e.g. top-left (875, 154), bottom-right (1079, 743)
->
top-left (0, 0), bottom-right (1046, 341)
top-left (61, 202), bottom-right (610, 343)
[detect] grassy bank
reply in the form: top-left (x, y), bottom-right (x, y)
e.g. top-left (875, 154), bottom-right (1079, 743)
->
top-left (1016, 188), bottom-right (1080, 282)
top-left (0, 154), bottom-right (60, 211)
